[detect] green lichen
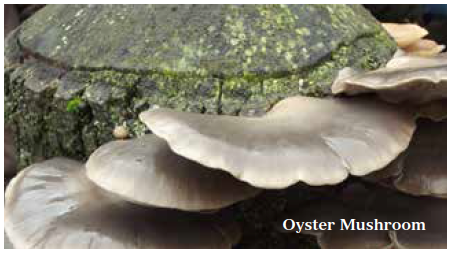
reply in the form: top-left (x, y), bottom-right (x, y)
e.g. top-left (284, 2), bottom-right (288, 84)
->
top-left (66, 96), bottom-right (83, 113)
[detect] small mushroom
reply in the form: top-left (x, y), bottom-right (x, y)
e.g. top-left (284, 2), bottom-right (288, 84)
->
top-left (403, 39), bottom-right (445, 57)
top-left (332, 53), bottom-right (447, 105)
top-left (4, 158), bottom-right (241, 249)
top-left (366, 119), bottom-right (446, 198)
top-left (113, 125), bottom-right (129, 139)
top-left (382, 23), bottom-right (428, 48)
top-left (140, 96), bottom-right (415, 189)
top-left (277, 183), bottom-right (446, 249)
top-left (86, 135), bottom-right (260, 211)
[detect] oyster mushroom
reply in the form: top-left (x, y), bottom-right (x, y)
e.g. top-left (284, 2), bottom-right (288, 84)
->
top-left (382, 23), bottom-right (428, 48)
top-left (4, 158), bottom-right (241, 249)
top-left (366, 119), bottom-right (446, 198)
top-left (332, 53), bottom-right (447, 105)
top-left (416, 99), bottom-right (446, 122)
top-left (112, 125), bottom-right (129, 139)
top-left (403, 39), bottom-right (445, 57)
top-left (86, 135), bottom-right (260, 211)
top-left (277, 183), bottom-right (446, 249)
top-left (140, 96), bottom-right (415, 189)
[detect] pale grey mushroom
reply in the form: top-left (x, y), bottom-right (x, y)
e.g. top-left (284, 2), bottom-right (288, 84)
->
top-left (86, 135), bottom-right (260, 211)
top-left (4, 158), bottom-right (241, 249)
top-left (332, 53), bottom-right (447, 105)
top-left (140, 96), bottom-right (415, 189)
top-left (366, 119), bottom-right (446, 198)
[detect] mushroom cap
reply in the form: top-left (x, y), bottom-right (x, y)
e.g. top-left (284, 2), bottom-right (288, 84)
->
top-left (278, 183), bottom-right (446, 249)
top-left (416, 100), bottom-right (446, 122)
top-left (382, 23), bottom-right (428, 48)
top-left (86, 135), bottom-right (260, 211)
top-left (4, 158), bottom-right (241, 249)
top-left (332, 53), bottom-right (447, 105)
top-left (367, 119), bottom-right (447, 198)
top-left (140, 96), bottom-right (415, 189)
top-left (404, 39), bottom-right (445, 57)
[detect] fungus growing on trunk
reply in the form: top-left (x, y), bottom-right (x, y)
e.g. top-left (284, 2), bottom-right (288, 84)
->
top-left (332, 53), bottom-right (447, 105)
top-left (277, 183), bottom-right (446, 249)
top-left (86, 135), bottom-right (260, 211)
top-left (382, 23), bottom-right (428, 48)
top-left (4, 158), bottom-right (241, 249)
top-left (366, 119), bottom-right (446, 198)
top-left (403, 39), bottom-right (445, 57)
top-left (381, 23), bottom-right (444, 56)
top-left (140, 96), bottom-right (415, 189)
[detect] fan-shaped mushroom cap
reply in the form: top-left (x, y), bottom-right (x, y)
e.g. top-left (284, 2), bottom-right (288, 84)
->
top-left (382, 23), bottom-right (428, 48)
top-left (140, 96), bottom-right (415, 189)
top-left (277, 183), bottom-right (446, 249)
top-left (404, 39), bottom-right (445, 57)
top-left (332, 53), bottom-right (447, 105)
top-left (385, 52), bottom-right (447, 69)
top-left (4, 158), bottom-right (241, 249)
top-left (366, 119), bottom-right (446, 198)
top-left (86, 135), bottom-right (260, 211)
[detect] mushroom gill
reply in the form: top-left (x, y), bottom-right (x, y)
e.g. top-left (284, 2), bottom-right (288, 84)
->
top-left (86, 135), bottom-right (260, 211)
top-left (276, 183), bottom-right (446, 249)
top-left (365, 119), bottom-right (446, 198)
top-left (140, 96), bottom-right (415, 189)
top-left (4, 158), bottom-right (241, 249)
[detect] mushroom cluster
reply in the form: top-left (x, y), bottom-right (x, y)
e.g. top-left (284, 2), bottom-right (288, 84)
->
top-left (4, 22), bottom-right (447, 249)
top-left (273, 23), bottom-right (447, 249)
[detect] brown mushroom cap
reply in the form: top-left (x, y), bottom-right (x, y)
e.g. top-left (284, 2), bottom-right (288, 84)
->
top-left (86, 135), bottom-right (260, 211)
top-left (367, 119), bottom-right (447, 198)
top-left (140, 96), bottom-right (415, 189)
top-left (382, 23), bottom-right (428, 48)
top-left (4, 158), bottom-right (241, 249)
top-left (332, 53), bottom-right (447, 105)
top-left (277, 183), bottom-right (446, 249)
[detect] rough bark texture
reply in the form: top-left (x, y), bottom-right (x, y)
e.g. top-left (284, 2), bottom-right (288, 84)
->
top-left (4, 5), bottom-right (396, 248)
top-left (5, 4), bottom-right (396, 169)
